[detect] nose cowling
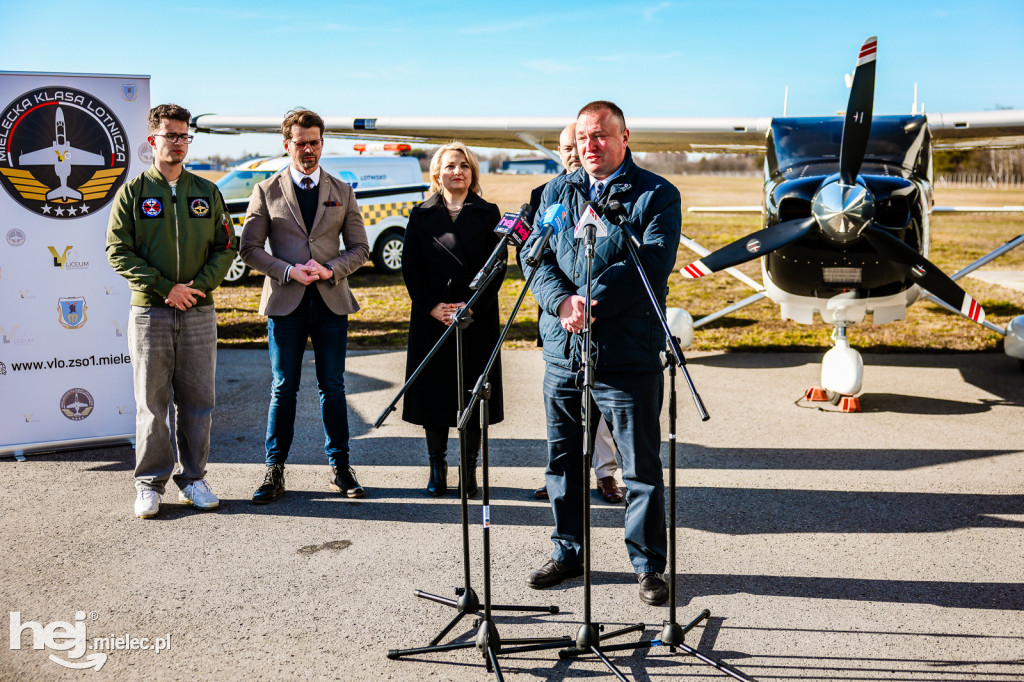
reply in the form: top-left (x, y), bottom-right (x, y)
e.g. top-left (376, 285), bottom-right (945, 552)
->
top-left (811, 174), bottom-right (875, 244)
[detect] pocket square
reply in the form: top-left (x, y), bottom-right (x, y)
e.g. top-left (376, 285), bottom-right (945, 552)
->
top-left (323, 201), bottom-right (340, 207)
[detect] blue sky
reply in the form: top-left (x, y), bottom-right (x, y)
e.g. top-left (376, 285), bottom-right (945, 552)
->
top-left (4, 0), bottom-right (1022, 159)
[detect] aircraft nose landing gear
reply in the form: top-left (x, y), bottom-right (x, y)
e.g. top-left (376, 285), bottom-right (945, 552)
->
top-left (806, 320), bottom-right (863, 412)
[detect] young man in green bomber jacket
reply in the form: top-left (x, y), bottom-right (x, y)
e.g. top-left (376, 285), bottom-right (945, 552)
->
top-left (106, 103), bottom-right (237, 519)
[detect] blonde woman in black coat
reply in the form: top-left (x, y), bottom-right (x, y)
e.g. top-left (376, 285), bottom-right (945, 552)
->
top-left (401, 142), bottom-right (505, 497)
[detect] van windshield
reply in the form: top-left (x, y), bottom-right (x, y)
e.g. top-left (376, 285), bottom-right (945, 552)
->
top-left (215, 171), bottom-right (276, 200)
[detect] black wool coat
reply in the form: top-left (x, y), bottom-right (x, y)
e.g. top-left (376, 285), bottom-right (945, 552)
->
top-left (401, 191), bottom-right (505, 429)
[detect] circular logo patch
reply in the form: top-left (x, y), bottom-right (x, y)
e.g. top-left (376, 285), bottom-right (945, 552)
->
top-left (745, 239), bottom-right (761, 254)
top-left (0, 86), bottom-right (130, 220)
top-left (60, 387), bottom-right (94, 420)
top-left (6, 228), bottom-right (26, 246)
top-left (141, 198), bottom-right (162, 216)
top-left (189, 197), bottom-right (209, 217)
top-left (138, 141), bottom-right (153, 165)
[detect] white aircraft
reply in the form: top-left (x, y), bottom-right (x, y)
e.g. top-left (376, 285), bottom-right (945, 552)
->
top-left (192, 37), bottom-right (1024, 407)
top-left (19, 106), bottom-right (106, 202)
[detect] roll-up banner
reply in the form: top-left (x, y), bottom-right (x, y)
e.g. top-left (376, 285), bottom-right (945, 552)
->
top-left (0, 72), bottom-right (150, 457)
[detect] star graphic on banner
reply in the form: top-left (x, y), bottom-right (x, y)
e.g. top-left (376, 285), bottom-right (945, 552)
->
top-left (41, 204), bottom-right (51, 214)
top-left (55, 207), bottom-right (65, 216)
top-left (79, 204), bottom-right (90, 214)
top-left (67, 206), bottom-right (77, 216)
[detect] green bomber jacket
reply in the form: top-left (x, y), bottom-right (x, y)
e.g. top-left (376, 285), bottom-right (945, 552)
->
top-left (106, 166), bottom-right (238, 307)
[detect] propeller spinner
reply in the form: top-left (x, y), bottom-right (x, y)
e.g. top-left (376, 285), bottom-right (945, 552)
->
top-left (680, 36), bottom-right (985, 324)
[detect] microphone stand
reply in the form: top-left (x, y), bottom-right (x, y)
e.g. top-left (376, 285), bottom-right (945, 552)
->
top-left (556, 217), bottom-right (755, 681)
top-left (380, 257), bottom-right (561, 669)
top-left (448, 253), bottom-right (576, 677)
top-left (499, 216), bottom-right (645, 681)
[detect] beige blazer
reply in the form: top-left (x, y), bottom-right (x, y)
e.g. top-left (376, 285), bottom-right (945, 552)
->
top-left (240, 170), bottom-right (369, 317)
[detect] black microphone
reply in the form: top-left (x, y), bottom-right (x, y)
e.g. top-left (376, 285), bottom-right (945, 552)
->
top-left (605, 200), bottom-right (644, 250)
top-left (498, 203), bottom-right (535, 249)
top-left (469, 203), bottom-right (532, 290)
top-left (524, 203), bottom-right (568, 267)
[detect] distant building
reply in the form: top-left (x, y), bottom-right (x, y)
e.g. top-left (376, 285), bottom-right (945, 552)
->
top-left (501, 158), bottom-right (560, 174)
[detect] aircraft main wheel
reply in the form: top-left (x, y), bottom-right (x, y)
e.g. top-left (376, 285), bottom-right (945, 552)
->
top-left (223, 256), bottom-right (250, 283)
top-left (372, 231), bottom-right (404, 274)
top-left (827, 390), bottom-right (843, 405)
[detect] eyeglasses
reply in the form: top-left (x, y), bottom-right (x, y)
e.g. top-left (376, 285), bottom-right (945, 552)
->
top-left (290, 139), bottom-right (323, 150)
top-left (154, 133), bottom-right (193, 144)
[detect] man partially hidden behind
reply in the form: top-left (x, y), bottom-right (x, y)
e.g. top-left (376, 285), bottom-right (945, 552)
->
top-left (107, 103), bottom-right (238, 519)
top-left (530, 122), bottom-right (623, 506)
top-left (240, 108), bottom-right (369, 503)
top-left (523, 101), bottom-right (681, 606)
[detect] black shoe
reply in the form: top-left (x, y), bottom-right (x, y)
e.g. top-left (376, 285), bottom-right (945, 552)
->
top-left (638, 572), bottom-right (669, 605)
top-left (527, 559), bottom-right (583, 589)
top-left (330, 466), bottom-right (364, 498)
top-left (427, 460), bottom-right (448, 497)
top-left (252, 464), bottom-right (285, 504)
top-left (461, 463), bottom-right (479, 499)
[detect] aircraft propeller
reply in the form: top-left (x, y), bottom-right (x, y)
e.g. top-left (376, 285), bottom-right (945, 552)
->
top-left (680, 36), bottom-right (986, 323)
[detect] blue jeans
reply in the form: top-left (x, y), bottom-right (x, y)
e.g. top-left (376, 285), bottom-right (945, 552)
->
top-left (543, 364), bottom-right (667, 574)
top-left (265, 287), bottom-right (350, 467)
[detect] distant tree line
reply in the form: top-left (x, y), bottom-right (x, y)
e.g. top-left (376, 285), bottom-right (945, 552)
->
top-left (934, 149), bottom-right (1024, 180)
top-left (638, 153), bottom-right (761, 175)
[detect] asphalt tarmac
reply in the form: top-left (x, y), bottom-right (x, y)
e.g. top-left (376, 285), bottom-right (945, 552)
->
top-left (2, 348), bottom-right (1023, 681)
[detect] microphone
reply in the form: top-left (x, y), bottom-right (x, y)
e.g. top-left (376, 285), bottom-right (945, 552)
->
top-left (494, 203), bottom-right (534, 249)
top-left (469, 204), bottom-right (533, 290)
top-left (524, 203), bottom-right (567, 267)
top-left (572, 201), bottom-right (606, 241)
top-left (604, 200), bottom-right (644, 250)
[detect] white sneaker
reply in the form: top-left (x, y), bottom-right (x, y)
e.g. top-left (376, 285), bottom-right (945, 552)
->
top-left (134, 490), bottom-right (160, 519)
top-left (178, 479), bottom-right (220, 510)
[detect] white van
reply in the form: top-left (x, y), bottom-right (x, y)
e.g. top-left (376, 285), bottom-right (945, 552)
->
top-left (215, 155), bottom-right (427, 281)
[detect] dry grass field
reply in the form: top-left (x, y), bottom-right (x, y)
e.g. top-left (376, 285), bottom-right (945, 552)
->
top-left (215, 173), bottom-right (1024, 352)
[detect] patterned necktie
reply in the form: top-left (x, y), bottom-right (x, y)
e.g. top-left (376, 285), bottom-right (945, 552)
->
top-left (300, 177), bottom-right (313, 190)
top-left (594, 181), bottom-right (604, 201)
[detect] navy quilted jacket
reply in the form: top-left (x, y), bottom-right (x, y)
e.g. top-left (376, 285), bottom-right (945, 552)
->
top-left (524, 149), bottom-right (681, 373)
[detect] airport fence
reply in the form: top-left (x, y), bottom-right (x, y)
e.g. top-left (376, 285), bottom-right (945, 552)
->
top-left (936, 173), bottom-right (1024, 189)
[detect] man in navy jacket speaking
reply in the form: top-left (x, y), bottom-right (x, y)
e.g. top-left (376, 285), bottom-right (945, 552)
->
top-left (523, 100), bottom-right (681, 606)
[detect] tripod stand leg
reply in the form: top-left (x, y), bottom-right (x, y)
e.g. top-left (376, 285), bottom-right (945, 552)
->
top-left (590, 645), bottom-right (630, 682)
top-left (486, 645), bottom-right (504, 681)
top-left (672, 642), bottom-right (755, 682)
top-left (412, 590), bottom-right (457, 608)
top-left (428, 610), bottom-right (469, 647)
top-left (386, 637), bottom-right (477, 660)
top-left (489, 603), bottom-right (559, 613)
top-left (558, 622), bottom-right (646, 657)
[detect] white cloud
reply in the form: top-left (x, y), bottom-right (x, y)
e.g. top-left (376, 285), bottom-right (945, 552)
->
top-left (642, 1), bottom-right (672, 21)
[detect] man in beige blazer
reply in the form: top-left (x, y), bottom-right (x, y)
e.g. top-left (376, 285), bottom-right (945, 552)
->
top-left (240, 108), bottom-right (369, 504)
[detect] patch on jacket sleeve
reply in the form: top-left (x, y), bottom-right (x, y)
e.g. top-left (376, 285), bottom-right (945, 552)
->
top-left (188, 197), bottom-right (211, 218)
top-left (140, 197), bottom-right (163, 218)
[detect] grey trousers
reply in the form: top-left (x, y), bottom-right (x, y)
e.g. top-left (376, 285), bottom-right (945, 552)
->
top-left (592, 417), bottom-right (619, 479)
top-left (127, 305), bottom-right (217, 494)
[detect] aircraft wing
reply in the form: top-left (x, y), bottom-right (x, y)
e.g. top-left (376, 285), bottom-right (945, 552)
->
top-left (194, 109), bottom-right (1024, 153)
top-left (193, 114), bottom-right (773, 153)
top-left (67, 146), bottom-right (107, 166)
top-left (927, 109), bottom-right (1024, 150)
top-left (18, 145), bottom-right (57, 165)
